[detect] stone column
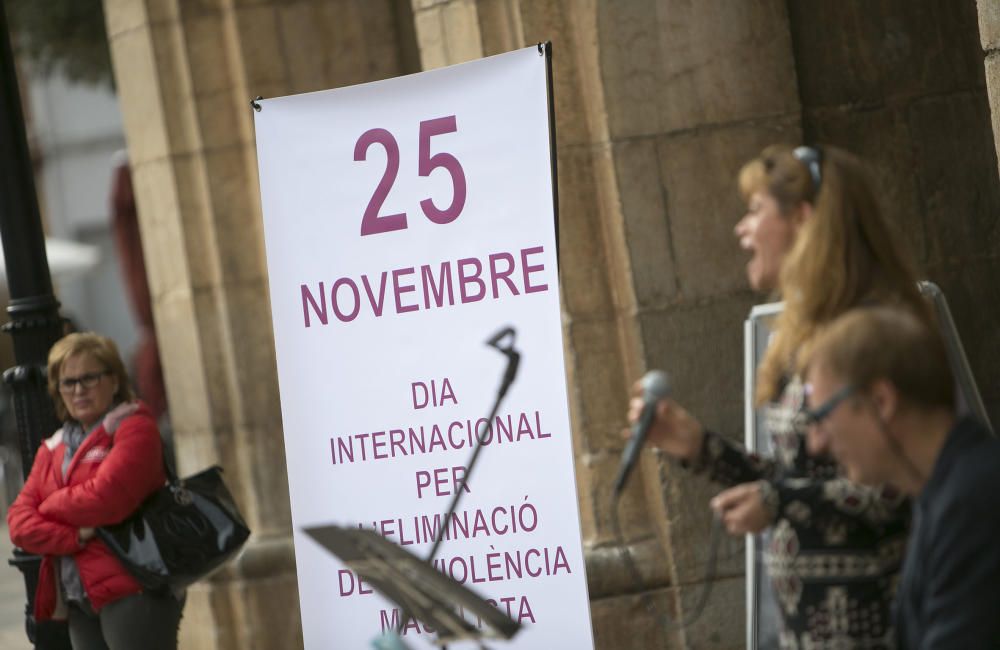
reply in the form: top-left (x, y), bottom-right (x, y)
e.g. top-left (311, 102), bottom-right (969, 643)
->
top-left (410, 1), bottom-right (802, 648)
top-left (981, 0), bottom-right (1000, 175)
top-left (796, 0), bottom-right (999, 429)
top-left (102, 1), bottom-right (416, 648)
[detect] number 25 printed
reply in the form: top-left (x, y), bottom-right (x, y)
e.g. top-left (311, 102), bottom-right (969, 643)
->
top-left (354, 116), bottom-right (467, 236)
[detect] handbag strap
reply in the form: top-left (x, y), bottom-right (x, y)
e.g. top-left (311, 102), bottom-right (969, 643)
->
top-left (160, 438), bottom-right (180, 484)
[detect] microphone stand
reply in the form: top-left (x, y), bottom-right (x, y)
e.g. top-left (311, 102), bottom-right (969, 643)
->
top-left (394, 326), bottom-right (521, 645)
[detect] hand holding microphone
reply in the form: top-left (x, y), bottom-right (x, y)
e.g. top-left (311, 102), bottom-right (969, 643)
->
top-left (615, 370), bottom-right (705, 497)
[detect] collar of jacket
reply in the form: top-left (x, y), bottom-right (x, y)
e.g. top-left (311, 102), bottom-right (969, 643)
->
top-left (43, 401), bottom-right (142, 451)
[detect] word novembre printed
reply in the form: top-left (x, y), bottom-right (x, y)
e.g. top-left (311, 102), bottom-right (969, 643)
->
top-left (300, 245), bottom-right (549, 326)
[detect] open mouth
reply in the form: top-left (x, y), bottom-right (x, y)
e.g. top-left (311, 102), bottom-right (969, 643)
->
top-left (740, 238), bottom-right (758, 268)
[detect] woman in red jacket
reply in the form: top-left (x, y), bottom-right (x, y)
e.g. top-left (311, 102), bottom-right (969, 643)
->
top-left (8, 332), bottom-right (182, 649)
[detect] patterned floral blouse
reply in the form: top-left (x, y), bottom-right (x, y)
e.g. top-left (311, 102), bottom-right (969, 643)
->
top-left (690, 376), bottom-right (909, 649)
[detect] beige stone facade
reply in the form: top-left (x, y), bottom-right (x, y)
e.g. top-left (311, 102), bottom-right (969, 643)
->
top-left (103, 1), bottom-right (415, 647)
top-left (104, 1), bottom-right (999, 649)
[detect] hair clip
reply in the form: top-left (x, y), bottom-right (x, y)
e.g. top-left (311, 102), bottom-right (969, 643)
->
top-left (793, 145), bottom-right (823, 192)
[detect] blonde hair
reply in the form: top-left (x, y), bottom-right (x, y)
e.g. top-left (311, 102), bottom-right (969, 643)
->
top-left (48, 332), bottom-right (135, 422)
top-left (743, 145), bottom-right (929, 404)
top-left (801, 306), bottom-right (954, 412)
top-left (738, 144), bottom-right (817, 210)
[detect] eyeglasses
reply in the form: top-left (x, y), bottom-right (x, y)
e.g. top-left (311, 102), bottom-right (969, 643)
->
top-left (795, 384), bottom-right (854, 430)
top-left (59, 370), bottom-right (110, 393)
top-left (793, 145), bottom-right (823, 193)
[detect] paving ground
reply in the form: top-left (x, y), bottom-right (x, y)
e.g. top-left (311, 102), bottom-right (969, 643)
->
top-left (0, 523), bottom-right (33, 650)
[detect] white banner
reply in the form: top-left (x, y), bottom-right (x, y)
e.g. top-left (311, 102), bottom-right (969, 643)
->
top-left (254, 46), bottom-right (593, 649)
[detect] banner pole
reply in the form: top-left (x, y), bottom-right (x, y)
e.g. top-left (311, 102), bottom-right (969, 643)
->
top-left (539, 42), bottom-right (560, 267)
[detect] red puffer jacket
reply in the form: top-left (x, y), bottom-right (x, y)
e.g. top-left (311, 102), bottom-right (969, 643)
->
top-left (7, 401), bottom-right (165, 620)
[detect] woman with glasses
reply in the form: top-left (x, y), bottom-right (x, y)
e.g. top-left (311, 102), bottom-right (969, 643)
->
top-left (627, 145), bottom-right (931, 648)
top-left (8, 332), bottom-right (182, 649)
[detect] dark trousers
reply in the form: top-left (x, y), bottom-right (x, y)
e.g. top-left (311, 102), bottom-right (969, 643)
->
top-left (67, 592), bottom-right (183, 650)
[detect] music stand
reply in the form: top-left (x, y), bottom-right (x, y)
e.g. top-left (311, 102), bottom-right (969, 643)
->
top-left (304, 525), bottom-right (520, 647)
top-left (304, 327), bottom-right (524, 648)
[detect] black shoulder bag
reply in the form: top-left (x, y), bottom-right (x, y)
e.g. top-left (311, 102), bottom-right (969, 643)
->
top-left (96, 453), bottom-right (251, 593)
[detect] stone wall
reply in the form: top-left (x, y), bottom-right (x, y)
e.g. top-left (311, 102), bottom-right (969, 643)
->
top-left (972, 0), bottom-right (1000, 427)
top-left (792, 0), bottom-right (1000, 426)
top-left (102, 1), bottom-right (1000, 648)
top-left (409, 2), bottom-right (808, 648)
top-left (102, 1), bottom-right (418, 648)
top-left (407, 4), bottom-right (1000, 647)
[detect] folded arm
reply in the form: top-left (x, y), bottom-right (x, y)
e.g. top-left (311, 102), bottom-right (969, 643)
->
top-left (7, 448), bottom-right (82, 556)
top-left (39, 416), bottom-right (164, 528)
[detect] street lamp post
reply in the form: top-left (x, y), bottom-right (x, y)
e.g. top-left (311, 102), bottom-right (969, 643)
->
top-left (0, 3), bottom-right (72, 648)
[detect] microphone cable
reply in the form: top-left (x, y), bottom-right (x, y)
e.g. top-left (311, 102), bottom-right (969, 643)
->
top-left (870, 405), bottom-right (926, 488)
top-left (610, 450), bottom-right (734, 633)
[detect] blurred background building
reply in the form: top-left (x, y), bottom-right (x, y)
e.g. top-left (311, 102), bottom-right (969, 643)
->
top-left (25, 70), bottom-right (132, 346)
top-left (3, 1), bottom-right (999, 649)
top-left (0, 2), bottom-right (136, 510)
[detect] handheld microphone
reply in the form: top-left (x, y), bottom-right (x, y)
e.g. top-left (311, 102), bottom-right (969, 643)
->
top-left (613, 370), bottom-right (671, 498)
